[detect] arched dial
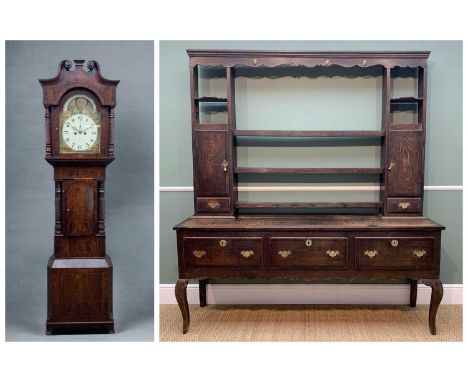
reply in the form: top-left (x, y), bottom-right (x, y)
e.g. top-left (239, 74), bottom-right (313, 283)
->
top-left (62, 114), bottom-right (99, 152)
top-left (59, 94), bottom-right (101, 154)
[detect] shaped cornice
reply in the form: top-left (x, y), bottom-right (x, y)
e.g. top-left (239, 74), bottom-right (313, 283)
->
top-left (39, 59), bottom-right (119, 107)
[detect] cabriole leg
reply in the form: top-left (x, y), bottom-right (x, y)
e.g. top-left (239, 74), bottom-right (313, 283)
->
top-left (175, 279), bottom-right (190, 334)
top-left (422, 279), bottom-right (443, 335)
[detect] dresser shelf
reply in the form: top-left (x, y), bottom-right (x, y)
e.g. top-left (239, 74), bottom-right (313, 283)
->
top-left (175, 49), bottom-right (444, 336)
top-left (234, 167), bottom-right (385, 175)
top-left (233, 130), bottom-right (386, 138)
top-left (235, 201), bottom-right (383, 209)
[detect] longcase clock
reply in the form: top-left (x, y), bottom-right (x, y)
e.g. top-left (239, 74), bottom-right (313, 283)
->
top-left (40, 60), bottom-right (119, 334)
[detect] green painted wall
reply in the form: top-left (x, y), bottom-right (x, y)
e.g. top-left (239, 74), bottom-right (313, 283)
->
top-left (159, 40), bottom-right (462, 284)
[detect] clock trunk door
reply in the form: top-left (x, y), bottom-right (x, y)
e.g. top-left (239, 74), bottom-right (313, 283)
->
top-left (62, 180), bottom-right (97, 236)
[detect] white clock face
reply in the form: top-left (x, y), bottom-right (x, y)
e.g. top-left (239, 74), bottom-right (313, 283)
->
top-left (62, 114), bottom-right (99, 152)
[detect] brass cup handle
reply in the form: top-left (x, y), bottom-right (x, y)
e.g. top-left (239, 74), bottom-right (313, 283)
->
top-left (388, 160), bottom-right (396, 171)
top-left (399, 202), bottom-right (410, 210)
top-left (413, 249), bottom-right (426, 258)
top-left (278, 250), bottom-right (292, 258)
top-left (326, 250), bottom-right (339, 258)
top-left (364, 250), bottom-right (378, 258)
top-left (240, 250), bottom-right (254, 259)
top-left (193, 250), bottom-right (206, 258)
top-left (391, 240), bottom-right (399, 247)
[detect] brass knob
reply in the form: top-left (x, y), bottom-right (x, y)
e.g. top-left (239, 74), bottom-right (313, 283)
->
top-left (388, 160), bottom-right (396, 171)
top-left (252, 58), bottom-right (257, 66)
top-left (219, 240), bottom-right (227, 247)
top-left (278, 250), bottom-right (292, 258)
top-left (326, 250), bottom-right (339, 258)
top-left (305, 239), bottom-right (313, 247)
top-left (399, 202), bottom-right (410, 210)
top-left (221, 159), bottom-right (228, 172)
top-left (325, 59), bottom-right (330, 66)
top-left (391, 240), bottom-right (399, 247)
top-left (193, 250), bottom-right (206, 258)
top-left (362, 59), bottom-right (367, 66)
top-left (413, 249), bottom-right (426, 258)
top-left (364, 250), bottom-right (378, 258)
top-left (240, 250), bottom-right (254, 258)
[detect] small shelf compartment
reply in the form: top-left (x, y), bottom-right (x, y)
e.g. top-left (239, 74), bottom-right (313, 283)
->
top-left (390, 100), bottom-right (421, 125)
top-left (198, 101), bottom-right (228, 124)
top-left (390, 66), bottom-right (420, 99)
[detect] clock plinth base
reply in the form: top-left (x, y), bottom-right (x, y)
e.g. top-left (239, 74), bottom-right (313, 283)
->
top-left (46, 321), bottom-right (115, 335)
top-left (46, 255), bottom-right (114, 335)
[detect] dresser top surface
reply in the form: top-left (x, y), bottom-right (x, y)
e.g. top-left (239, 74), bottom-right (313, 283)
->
top-left (174, 215), bottom-right (444, 232)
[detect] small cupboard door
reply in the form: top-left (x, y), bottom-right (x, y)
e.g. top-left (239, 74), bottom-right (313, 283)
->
top-left (387, 130), bottom-right (423, 197)
top-left (62, 180), bottom-right (97, 236)
top-left (193, 130), bottom-right (229, 196)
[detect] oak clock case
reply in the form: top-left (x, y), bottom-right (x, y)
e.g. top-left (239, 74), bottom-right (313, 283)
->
top-left (40, 59), bottom-right (118, 335)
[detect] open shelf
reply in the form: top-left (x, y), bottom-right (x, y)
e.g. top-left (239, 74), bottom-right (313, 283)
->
top-left (390, 97), bottom-right (423, 104)
top-left (233, 130), bottom-right (385, 137)
top-left (195, 97), bottom-right (228, 103)
top-left (235, 201), bottom-right (383, 209)
top-left (234, 167), bottom-right (384, 175)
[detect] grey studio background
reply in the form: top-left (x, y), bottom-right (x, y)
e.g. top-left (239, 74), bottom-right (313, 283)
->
top-left (6, 41), bottom-right (154, 341)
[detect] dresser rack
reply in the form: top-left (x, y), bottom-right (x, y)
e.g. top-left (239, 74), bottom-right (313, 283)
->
top-left (174, 50), bottom-right (444, 335)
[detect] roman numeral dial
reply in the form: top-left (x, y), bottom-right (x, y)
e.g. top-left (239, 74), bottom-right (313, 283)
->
top-left (61, 113), bottom-right (99, 152)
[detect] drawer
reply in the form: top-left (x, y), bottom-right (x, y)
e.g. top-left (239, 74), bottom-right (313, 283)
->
top-left (196, 197), bottom-right (231, 213)
top-left (355, 237), bottom-right (434, 269)
top-left (183, 237), bottom-right (262, 268)
top-left (269, 237), bottom-right (347, 269)
top-left (387, 198), bottom-right (422, 213)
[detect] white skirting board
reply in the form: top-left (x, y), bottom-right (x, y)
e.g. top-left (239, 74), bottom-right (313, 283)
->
top-left (160, 283), bottom-right (462, 305)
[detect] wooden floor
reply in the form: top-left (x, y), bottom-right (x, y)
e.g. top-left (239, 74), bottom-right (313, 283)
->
top-left (160, 304), bottom-right (462, 342)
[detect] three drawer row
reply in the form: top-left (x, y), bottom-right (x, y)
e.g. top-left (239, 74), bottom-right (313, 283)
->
top-left (183, 235), bottom-right (435, 270)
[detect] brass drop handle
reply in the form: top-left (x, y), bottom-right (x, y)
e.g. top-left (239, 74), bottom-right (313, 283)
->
top-left (219, 240), bottom-right (227, 247)
top-left (326, 250), bottom-right (339, 258)
top-left (252, 58), bottom-right (257, 66)
top-left (388, 160), bottom-right (396, 171)
top-left (240, 250), bottom-right (254, 258)
top-left (364, 250), bottom-right (378, 258)
top-left (208, 201), bottom-right (221, 209)
top-left (325, 59), bottom-right (331, 66)
top-left (305, 239), bottom-right (313, 247)
top-left (278, 250), bottom-right (292, 258)
top-left (362, 59), bottom-right (367, 66)
top-left (193, 250), bottom-right (206, 258)
top-left (399, 202), bottom-right (410, 210)
top-left (391, 240), bottom-right (399, 247)
top-left (222, 159), bottom-right (228, 172)
top-left (413, 249), bottom-right (426, 258)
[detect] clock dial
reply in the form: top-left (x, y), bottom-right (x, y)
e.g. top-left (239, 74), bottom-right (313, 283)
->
top-left (60, 94), bottom-right (101, 154)
top-left (62, 114), bottom-right (99, 151)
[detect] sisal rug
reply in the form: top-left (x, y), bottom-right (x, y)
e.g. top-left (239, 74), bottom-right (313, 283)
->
top-left (160, 304), bottom-right (462, 342)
